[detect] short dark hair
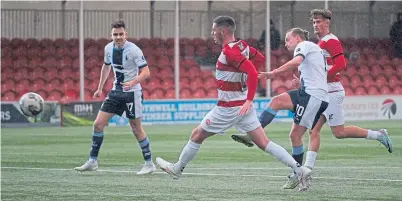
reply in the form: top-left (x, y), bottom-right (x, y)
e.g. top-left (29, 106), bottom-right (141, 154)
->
top-left (213, 16), bottom-right (236, 33)
top-left (111, 20), bottom-right (125, 29)
top-left (310, 9), bottom-right (332, 21)
top-left (287, 28), bottom-right (309, 41)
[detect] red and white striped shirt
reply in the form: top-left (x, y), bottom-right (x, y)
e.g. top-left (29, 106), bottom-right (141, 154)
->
top-left (216, 40), bottom-right (252, 107)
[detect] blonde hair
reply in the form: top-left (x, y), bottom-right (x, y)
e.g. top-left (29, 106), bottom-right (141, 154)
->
top-left (310, 9), bottom-right (332, 21)
top-left (287, 28), bottom-right (309, 41)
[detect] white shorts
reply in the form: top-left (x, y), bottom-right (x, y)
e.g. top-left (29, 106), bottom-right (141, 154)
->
top-left (200, 106), bottom-right (261, 135)
top-left (322, 90), bottom-right (345, 126)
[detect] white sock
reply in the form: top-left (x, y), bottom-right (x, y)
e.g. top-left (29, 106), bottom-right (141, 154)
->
top-left (366, 130), bottom-right (381, 140)
top-left (265, 141), bottom-right (301, 174)
top-left (174, 140), bottom-right (201, 172)
top-left (304, 151), bottom-right (317, 169)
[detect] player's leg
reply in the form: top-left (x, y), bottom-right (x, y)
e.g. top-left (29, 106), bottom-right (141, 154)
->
top-left (75, 92), bottom-right (124, 172)
top-left (282, 123), bottom-right (309, 189)
top-left (156, 125), bottom-right (215, 179)
top-left (283, 92), bottom-right (328, 190)
top-left (231, 90), bottom-right (295, 146)
top-left (156, 106), bottom-right (230, 180)
top-left (333, 126), bottom-right (392, 153)
top-left (129, 117), bottom-right (156, 174)
top-left (326, 91), bottom-right (392, 152)
top-left (304, 115), bottom-right (326, 170)
top-left (74, 110), bottom-right (116, 172)
top-left (235, 108), bottom-right (311, 191)
top-left (125, 90), bottom-right (156, 174)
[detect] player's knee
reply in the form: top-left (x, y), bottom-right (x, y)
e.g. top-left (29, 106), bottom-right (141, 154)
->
top-left (289, 131), bottom-right (302, 144)
top-left (309, 129), bottom-right (320, 138)
top-left (129, 121), bottom-right (145, 136)
top-left (268, 96), bottom-right (281, 110)
top-left (93, 121), bottom-right (106, 132)
top-left (190, 127), bottom-right (206, 144)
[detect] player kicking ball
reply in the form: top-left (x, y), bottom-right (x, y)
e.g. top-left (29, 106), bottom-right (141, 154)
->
top-left (155, 16), bottom-right (312, 191)
top-left (231, 9), bottom-right (393, 189)
top-left (74, 20), bottom-right (156, 175)
top-left (232, 27), bottom-right (331, 190)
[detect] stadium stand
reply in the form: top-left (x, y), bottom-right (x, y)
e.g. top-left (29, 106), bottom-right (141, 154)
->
top-left (1, 37), bottom-right (401, 101)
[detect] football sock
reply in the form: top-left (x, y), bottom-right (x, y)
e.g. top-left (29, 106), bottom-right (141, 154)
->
top-left (366, 129), bottom-right (381, 140)
top-left (291, 145), bottom-right (304, 174)
top-left (304, 151), bottom-right (317, 169)
top-left (259, 107), bottom-right (277, 128)
top-left (174, 140), bottom-right (201, 173)
top-left (138, 137), bottom-right (152, 162)
top-left (265, 141), bottom-right (301, 171)
top-left (89, 131), bottom-right (104, 160)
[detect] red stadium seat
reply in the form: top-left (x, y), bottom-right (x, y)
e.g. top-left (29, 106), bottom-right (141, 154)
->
top-left (180, 88), bottom-right (192, 99)
top-left (1, 37), bottom-right (10, 48)
top-left (383, 65), bottom-right (395, 77)
top-left (67, 38), bottom-right (78, 48)
top-left (361, 75), bottom-right (374, 88)
top-left (349, 75), bottom-right (362, 88)
top-left (393, 86), bottom-right (402, 95)
top-left (47, 90), bottom-right (63, 100)
top-left (206, 89), bottom-right (218, 98)
top-left (10, 38), bottom-right (25, 48)
top-left (344, 86), bottom-right (354, 96)
top-left (53, 38), bottom-right (67, 48)
top-left (380, 86), bottom-right (392, 95)
top-left (367, 86), bottom-right (380, 95)
top-left (164, 89), bottom-right (175, 99)
top-left (2, 91), bottom-right (17, 101)
top-left (354, 86), bottom-right (367, 96)
top-left (389, 75), bottom-right (400, 88)
top-left (36, 90), bottom-right (48, 100)
top-left (1, 82), bottom-right (15, 92)
top-left (375, 74), bottom-right (387, 86)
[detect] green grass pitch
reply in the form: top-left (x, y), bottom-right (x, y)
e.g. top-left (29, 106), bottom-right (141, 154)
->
top-left (1, 120), bottom-right (401, 201)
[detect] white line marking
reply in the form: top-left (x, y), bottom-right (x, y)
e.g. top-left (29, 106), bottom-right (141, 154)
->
top-left (187, 166), bottom-right (402, 170)
top-left (2, 166), bottom-right (402, 182)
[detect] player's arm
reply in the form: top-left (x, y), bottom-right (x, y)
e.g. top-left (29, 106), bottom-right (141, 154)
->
top-left (272, 55), bottom-right (303, 76)
top-left (95, 46), bottom-right (112, 95)
top-left (249, 46), bottom-right (265, 70)
top-left (132, 65), bottom-right (150, 85)
top-left (325, 39), bottom-right (346, 78)
top-left (97, 63), bottom-right (112, 91)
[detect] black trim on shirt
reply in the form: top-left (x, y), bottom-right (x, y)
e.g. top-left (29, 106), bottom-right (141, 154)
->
top-left (236, 58), bottom-right (247, 69)
top-left (294, 53), bottom-right (305, 59)
top-left (331, 53), bottom-right (344, 59)
top-left (138, 63), bottom-right (148, 69)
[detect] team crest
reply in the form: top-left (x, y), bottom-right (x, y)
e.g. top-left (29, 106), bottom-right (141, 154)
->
top-left (205, 119), bottom-right (211, 126)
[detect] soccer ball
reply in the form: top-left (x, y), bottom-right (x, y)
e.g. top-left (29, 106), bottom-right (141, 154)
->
top-left (19, 92), bottom-right (44, 117)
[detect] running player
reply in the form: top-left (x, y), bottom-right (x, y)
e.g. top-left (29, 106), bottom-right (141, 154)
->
top-left (231, 9), bottom-right (393, 189)
top-left (155, 16), bottom-right (312, 191)
top-left (74, 20), bottom-right (156, 175)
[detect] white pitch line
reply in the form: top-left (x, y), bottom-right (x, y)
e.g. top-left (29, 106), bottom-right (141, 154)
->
top-left (187, 166), bottom-right (402, 170)
top-left (2, 166), bottom-right (402, 182)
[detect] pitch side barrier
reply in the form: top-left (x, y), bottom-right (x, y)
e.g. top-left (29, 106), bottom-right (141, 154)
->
top-left (1, 96), bottom-right (401, 127)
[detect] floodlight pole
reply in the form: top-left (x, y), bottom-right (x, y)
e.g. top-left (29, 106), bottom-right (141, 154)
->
top-left (265, 1), bottom-right (271, 98)
top-left (174, 0), bottom-right (180, 99)
top-left (79, 0), bottom-right (84, 101)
